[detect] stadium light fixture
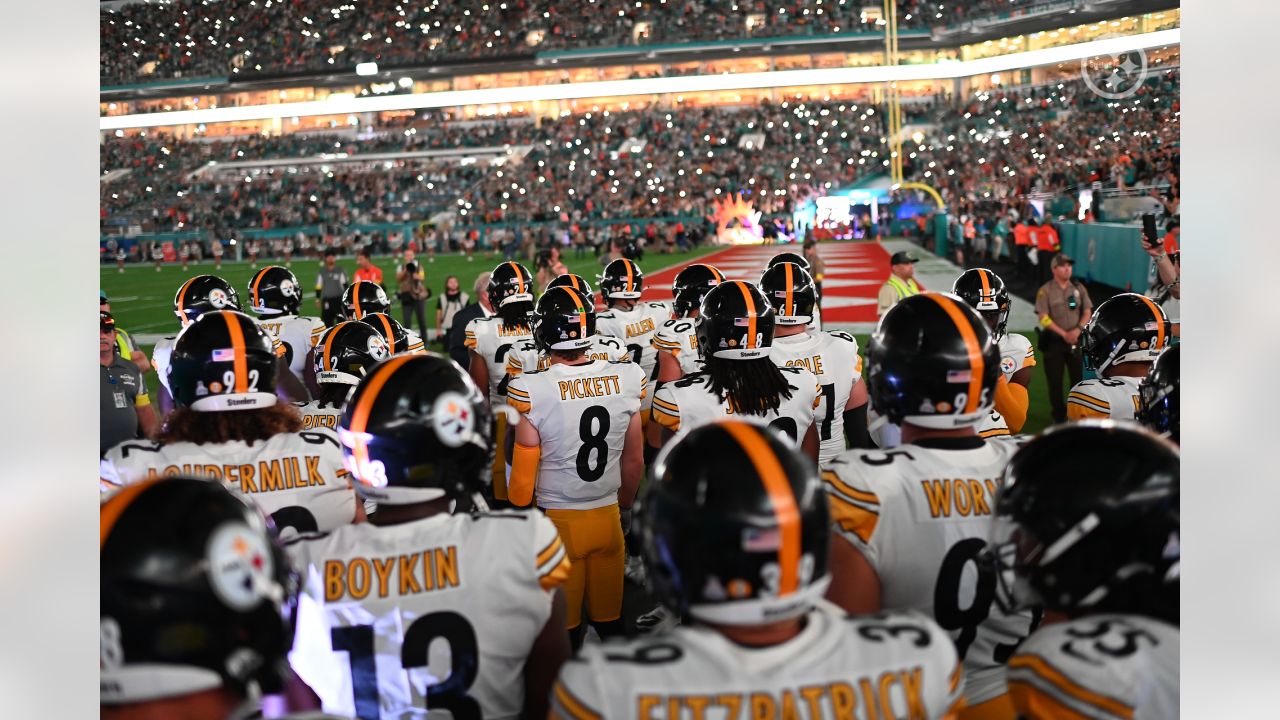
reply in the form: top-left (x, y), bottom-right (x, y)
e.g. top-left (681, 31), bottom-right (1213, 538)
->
top-left (355, 62), bottom-right (379, 76)
top-left (100, 29), bottom-right (1179, 131)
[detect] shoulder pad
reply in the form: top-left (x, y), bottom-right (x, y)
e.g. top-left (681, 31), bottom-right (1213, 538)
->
top-left (777, 365), bottom-right (806, 375)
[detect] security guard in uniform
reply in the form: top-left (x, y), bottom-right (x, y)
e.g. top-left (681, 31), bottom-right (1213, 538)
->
top-left (876, 250), bottom-right (922, 317)
top-left (1034, 253), bottom-right (1093, 422)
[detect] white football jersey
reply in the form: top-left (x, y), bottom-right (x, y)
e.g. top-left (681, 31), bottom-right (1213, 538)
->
top-left (650, 318), bottom-right (702, 377)
top-left (152, 336), bottom-right (176, 395)
top-left (650, 366), bottom-right (820, 446)
top-left (553, 601), bottom-right (964, 720)
top-left (1008, 614), bottom-right (1178, 719)
top-left (504, 335), bottom-right (630, 379)
top-left (823, 436), bottom-right (1039, 706)
top-left (997, 332), bottom-right (1036, 382)
top-left (286, 509), bottom-right (570, 720)
top-left (1067, 376), bottom-right (1144, 421)
top-left (464, 316), bottom-right (532, 404)
top-left (506, 360), bottom-right (646, 510)
top-left (100, 430), bottom-right (358, 537)
top-left (596, 301), bottom-right (670, 381)
top-left (294, 399), bottom-right (345, 432)
top-left (255, 314), bottom-right (326, 377)
top-left (770, 330), bottom-right (863, 465)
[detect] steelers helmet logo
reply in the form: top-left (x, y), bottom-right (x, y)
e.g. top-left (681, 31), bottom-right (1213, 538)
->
top-left (206, 522), bottom-right (277, 611)
top-left (208, 288), bottom-right (231, 308)
top-left (432, 391), bottom-right (476, 448)
top-left (374, 287), bottom-right (390, 305)
top-left (279, 279), bottom-right (298, 298)
top-left (367, 335), bottom-right (389, 361)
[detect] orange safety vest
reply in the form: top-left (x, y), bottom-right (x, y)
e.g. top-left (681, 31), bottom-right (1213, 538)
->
top-left (1013, 223), bottom-right (1032, 246)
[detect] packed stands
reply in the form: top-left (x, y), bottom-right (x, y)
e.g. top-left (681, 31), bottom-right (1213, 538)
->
top-left (101, 0), bottom-right (1064, 85)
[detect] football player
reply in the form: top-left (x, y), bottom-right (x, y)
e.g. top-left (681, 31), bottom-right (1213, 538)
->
top-left (953, 268), bottom-right (1036, 434)
top-left (651, 263), bottom-right (724, 382)
top-left (248, 265), bottom-right (327, 393)
top-left (1068, 293), bottom-right (1171, 421)
top-left (506, 286), bottom-right (647, 647)
top-left (288, 354), bottom-right (572, 719)
top-left (102, 477), bottom-right (334, 720)
top-left (341, 279), bottom-right (392, 321)
top-left (760, 261), bottom-right (872, 461)
top-left (546, 272), bottom-right (595, 296)
top-left (595, 257), bottom-right (670, 382)
top-left (362, 311), bottom-right (426, 355)
top-left (152, 275), bottom-right (244, 415)
top-left (295, 321), bottom-right (389, 431)
top-left (465, 261), bottom-right (536, 506)
top-left (767, 251), bottom-right (822, 329)
top-left (648, 281), bottom-right (820, 464)
top-left (155, 275), bottom-right (307, 416)
top-left (552, 421), bottom-right (964, 719)
top-left (986, 422), bottom-right (1179, 719)
top-left (101, 310), bottom-right (362, 536)
top-left (1137, 344), bottom-right (1179, 444)
top-left (823, 292), bottom-right (1040, 718)
top-left (506, 273), bottom-right (627, 377)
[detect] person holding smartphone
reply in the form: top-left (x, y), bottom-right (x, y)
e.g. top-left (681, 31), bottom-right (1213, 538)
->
top-left (1142, 214), bottom-right (1181, 337)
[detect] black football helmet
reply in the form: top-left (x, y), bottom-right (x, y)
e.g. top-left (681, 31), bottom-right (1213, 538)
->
top-left (866, 292), bottom-right (1000, 428)
top-left (547, 273), bottom-right (594, 296)
top-left (168, 310), bottom-right (278, 412)
top-left (532, 286), bottom-right (596, 353)
top-left (173, 275), bottom-right (241, 327)
top-left (487, 261), bottom-right (535, 311)
top-left (342, 281), bottom-right (391, 320)
top-left (599, 258), bottom-right (644, 301)
top-left (247, 265), bottom-right (302, 316)
top-left (985, 422), bottom-right (1179, 622)
top-left (671, 264), bottom-right (724, 318)
top-left (314, 321), bottom-right (390, 386)
top-left (101, 477), bottom-right (295, 705)
top-left (767, 251), bottom-right (810, 273)
top-left (640, 421), bottom-right (830, 625)
top-left (1081, 293), bottom-right (1170, 374)
top-left (696, 281), bottom-right (775, 360)
top-left (671, 263), bottom-right (726, 299)
top-left (361, 312), bottom-right (420, 356)
top-left (1137, 344), bottom-right (1179, 443)
top-left (952, 268), bottom-right (1010, 340)
top-left (759, 262), bottom-right (818, 326)
top-left (338, 353), bottom-right (493, 505)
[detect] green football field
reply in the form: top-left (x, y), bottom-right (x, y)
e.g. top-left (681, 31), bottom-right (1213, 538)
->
top-left (101, 245), bottom-right (1057, 435)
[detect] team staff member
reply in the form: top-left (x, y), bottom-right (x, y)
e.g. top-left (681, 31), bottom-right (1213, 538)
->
top-left (1034, 253), bottom-right (1093, 423)
top-left (447, 272), bottom-right (493, 369)
top-left (100, 292), bottom-right (150, 372)
top-left (877, 251), bottom-right (923, 317)
top-left (507, 287), bottom-right (646, 648)
top-left (100, 312), bottom-right (157, 455)
top-left (315, 249), bottom-right (349, 326)
top-left (352, 248), bottom-right (383, 285)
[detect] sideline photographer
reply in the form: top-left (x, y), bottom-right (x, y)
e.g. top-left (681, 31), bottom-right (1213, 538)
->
top-left (395, 247), bottom-right (432, 340)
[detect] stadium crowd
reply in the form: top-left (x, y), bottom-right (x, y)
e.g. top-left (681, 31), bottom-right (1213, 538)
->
top-left (102, 0), bottom-right (1061, 84)
top-left (102, 67), bottom-right (1178, 246)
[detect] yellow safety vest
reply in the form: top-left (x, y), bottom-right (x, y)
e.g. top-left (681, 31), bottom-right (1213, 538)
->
top-left (886, 275), bottom-right (921, 300)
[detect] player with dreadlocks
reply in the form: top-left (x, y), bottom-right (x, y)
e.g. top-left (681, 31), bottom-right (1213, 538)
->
top-left (648, 280), bottom-right (820, 465)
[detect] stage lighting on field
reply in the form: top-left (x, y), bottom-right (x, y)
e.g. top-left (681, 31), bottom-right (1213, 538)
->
top-left (355, 62), bottom-right (378, 76)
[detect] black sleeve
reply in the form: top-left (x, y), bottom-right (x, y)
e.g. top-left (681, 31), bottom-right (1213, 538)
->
top-left (843, 404), bottom-right (872, 449)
